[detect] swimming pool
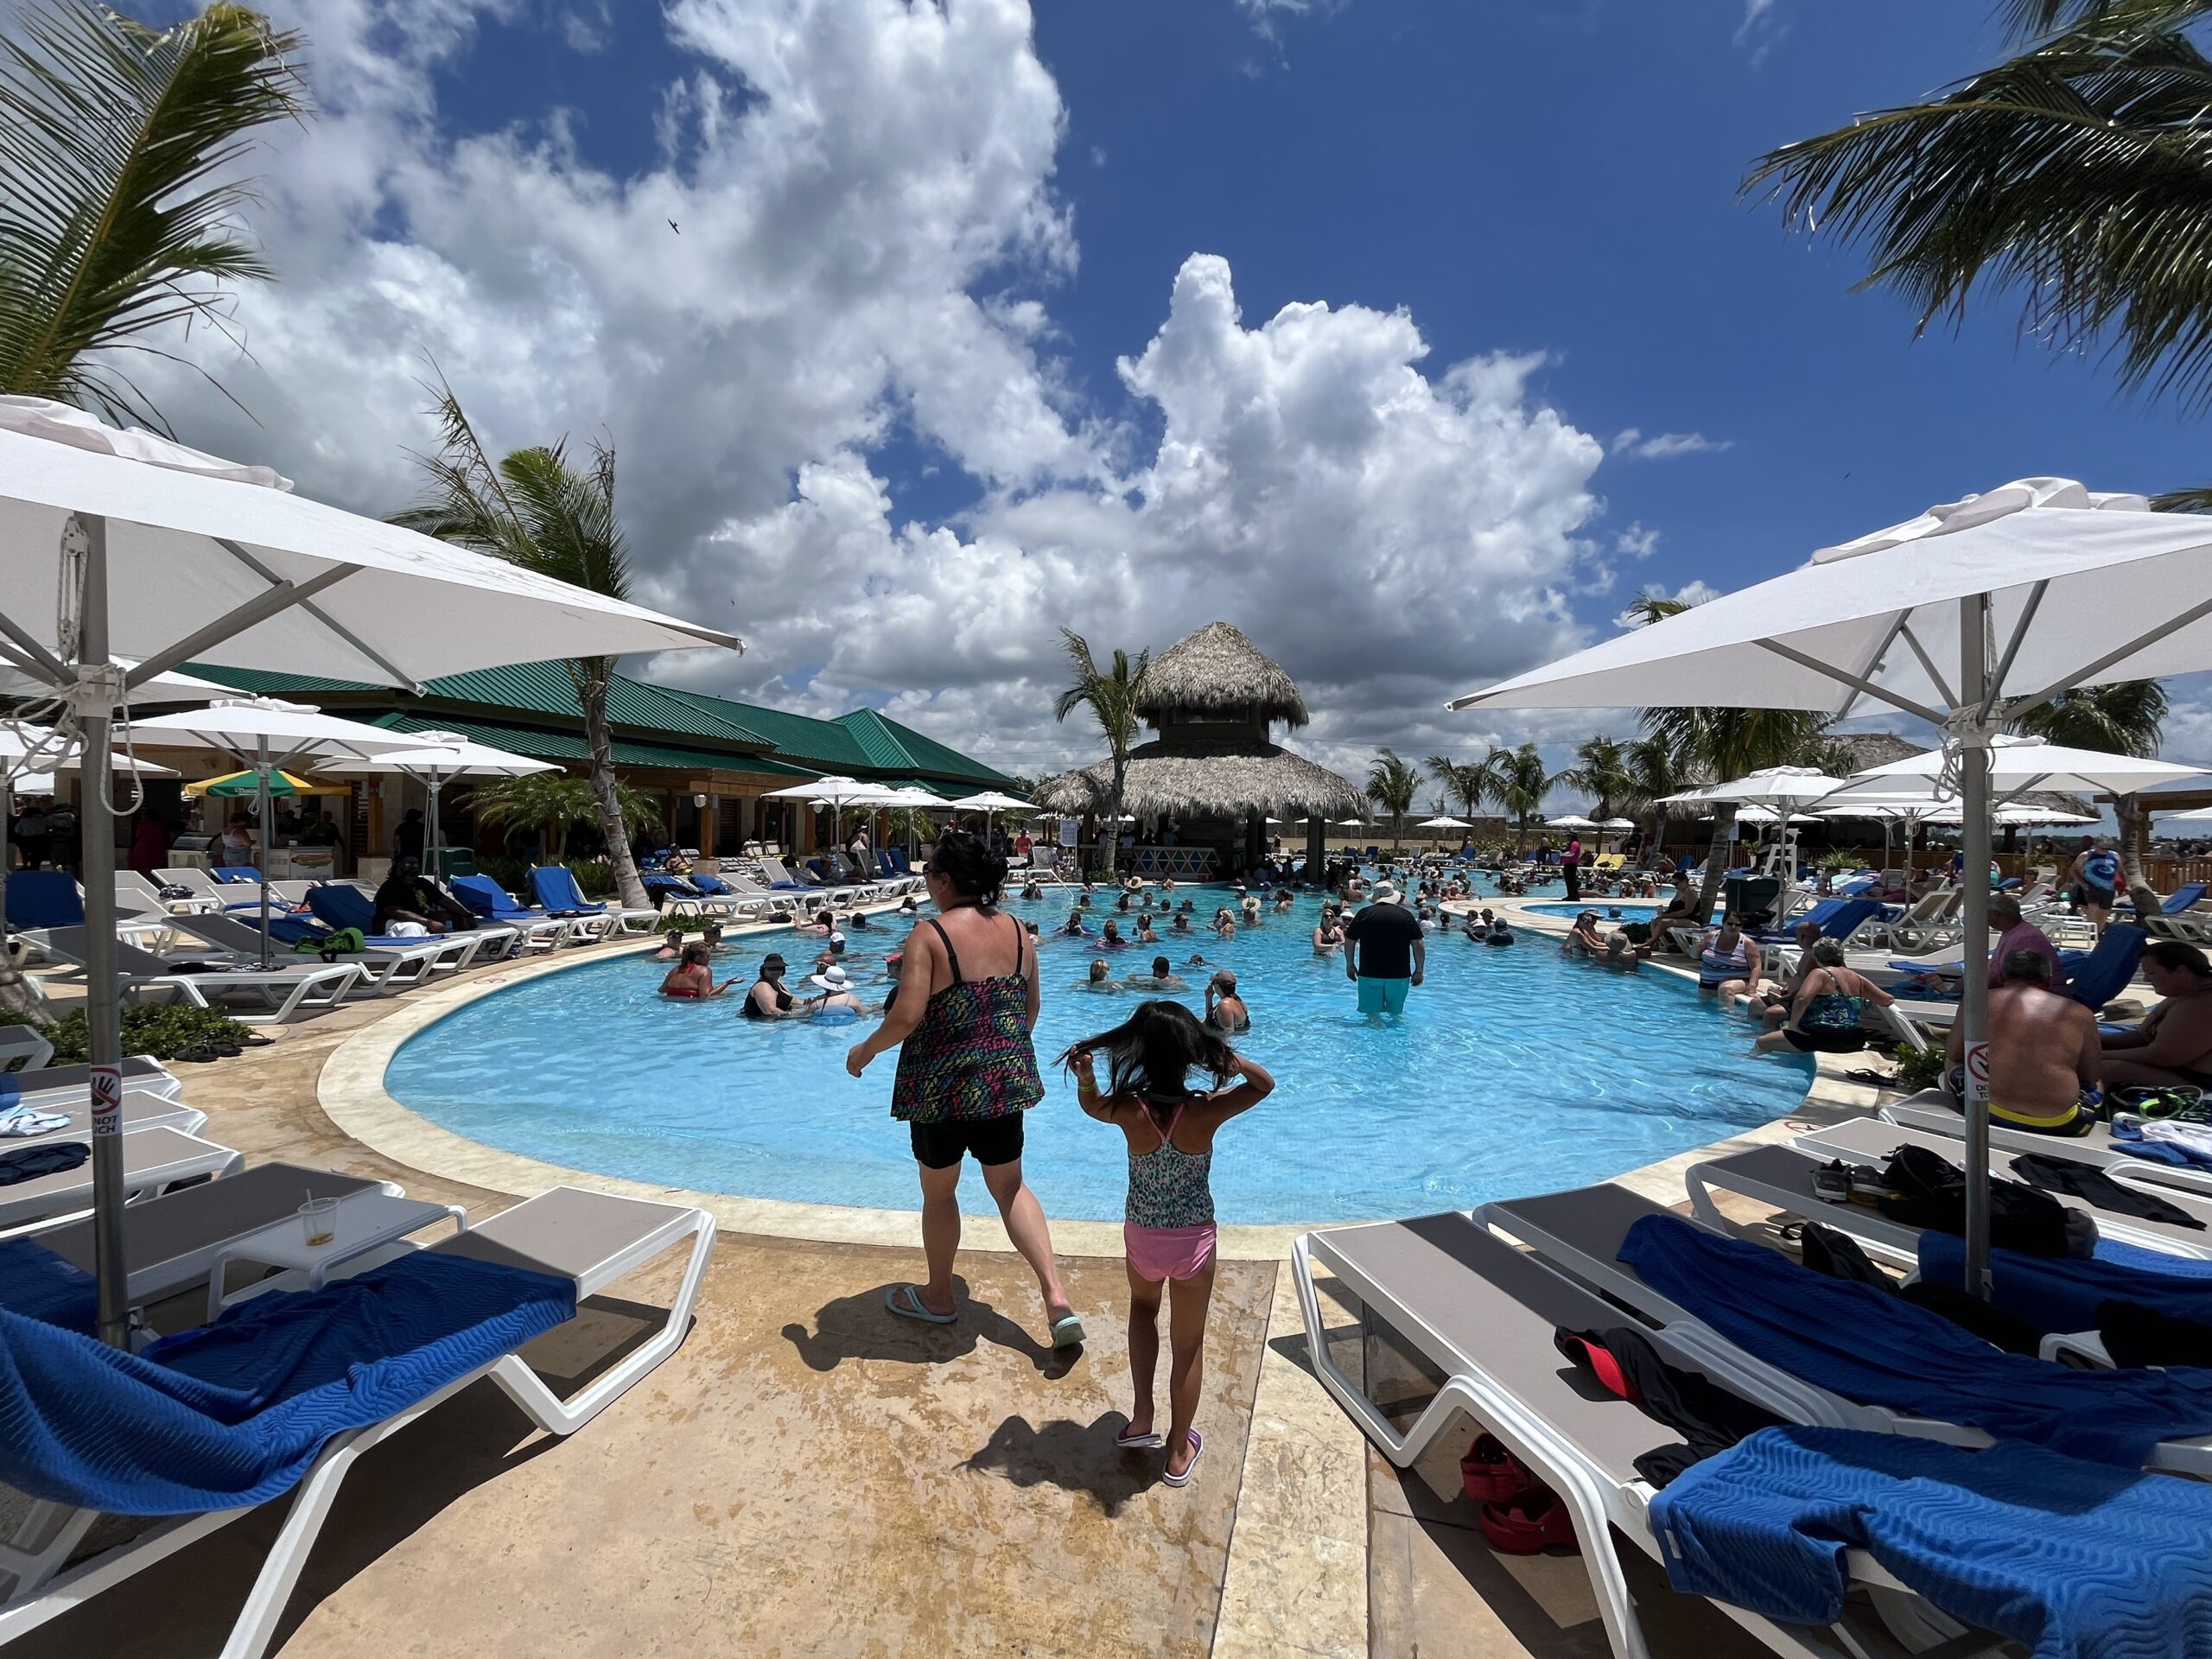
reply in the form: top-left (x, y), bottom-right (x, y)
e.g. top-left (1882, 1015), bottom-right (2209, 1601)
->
top-left (1525, 902), bottom-right (1661, 921)
top-left (385, 890), bottom-right (1811, 1224)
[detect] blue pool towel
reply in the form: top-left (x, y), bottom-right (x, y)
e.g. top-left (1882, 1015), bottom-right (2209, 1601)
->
top-left (0, 1237), bottom-right (95, 1332)
top-left (0, 1249), bottom-right (573, 1515)
top-left (1618, 1214), bottom-right (2212, 1465)
top-left (1920, 1233), bottom-right (2212, 1338)
top-left (1650, 1426), bottom-right (2212, 1659)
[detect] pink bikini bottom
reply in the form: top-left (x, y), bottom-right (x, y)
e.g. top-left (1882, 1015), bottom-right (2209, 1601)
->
top-left (1125, 1222), bottom-right (1217, 1284)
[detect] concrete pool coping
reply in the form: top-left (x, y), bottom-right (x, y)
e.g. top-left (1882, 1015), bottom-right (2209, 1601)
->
top-left (317, 883), bottom-right (1861, 1261)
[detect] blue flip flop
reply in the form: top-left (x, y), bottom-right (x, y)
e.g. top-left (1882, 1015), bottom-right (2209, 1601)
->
top-left (1049, 1313), bottom-right (1087, 1348)
top-left (885, 1284), bottom-right (957, 1325)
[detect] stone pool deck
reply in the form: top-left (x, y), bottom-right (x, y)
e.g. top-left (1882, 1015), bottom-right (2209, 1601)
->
top-left (16, 894), bottom-right (1894, 1659)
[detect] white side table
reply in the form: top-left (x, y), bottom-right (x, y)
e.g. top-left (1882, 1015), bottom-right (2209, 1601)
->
top-left (207, 1193), bottom-right (467, 1320)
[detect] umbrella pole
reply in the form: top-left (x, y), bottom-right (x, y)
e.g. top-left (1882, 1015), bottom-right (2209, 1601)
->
top-left (428, 775), bottom-right (442, 879)
top-left (1959, 599), bottom-right (1995, 1299)
top-left (257, 740), bottom-right (274, 971)
top-left (74, 515), bottom-right (130, 1348)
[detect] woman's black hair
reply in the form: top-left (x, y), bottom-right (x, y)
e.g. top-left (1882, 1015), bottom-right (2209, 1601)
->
top-left (925, 828), bottom-right (1007, 906)
top-left (1058, 1000), bottom-right (1236, 1123)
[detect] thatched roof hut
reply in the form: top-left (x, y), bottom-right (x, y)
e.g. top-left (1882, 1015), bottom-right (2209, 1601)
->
top-left (1033, 738), bottom-right (1364, 820)
top-left (1135, 621), bottom-right (1309, 728)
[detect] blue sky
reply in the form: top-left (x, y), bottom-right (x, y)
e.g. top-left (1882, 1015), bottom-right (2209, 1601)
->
top-left (140, 0), bottom-right (2212, 783)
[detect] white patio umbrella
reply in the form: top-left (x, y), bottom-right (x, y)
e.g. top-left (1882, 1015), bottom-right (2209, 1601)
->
top-left (0, 401), bottom-right (735, 1347)
top-left (1448, 476), bottom-right (2212, 1294)
top-left (1821, 734), bottom-right (2203, 803)
top-left (313, 729), bottom-right (557, 873)
top-left (1418, 815), bottom-right (1471, 829)
top-left (1544, 814), bottom-right (1599, 830)
top-left (130, 700), bottom-right (434, 967)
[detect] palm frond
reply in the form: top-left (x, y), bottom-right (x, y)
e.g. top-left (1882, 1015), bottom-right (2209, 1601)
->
top-left (0, 1), bottom-right (304, 427)
top-left (1745, 4), bottom-right (2212, 409)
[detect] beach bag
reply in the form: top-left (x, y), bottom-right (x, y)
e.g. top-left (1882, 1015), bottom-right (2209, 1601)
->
top-left (1876, 1142), bottom-right (2092, 1257)
top-left (156, 883), bottom-right (194, 901)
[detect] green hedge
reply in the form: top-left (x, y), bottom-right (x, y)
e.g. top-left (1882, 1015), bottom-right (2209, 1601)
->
top-left (39, 1004), bottom-right (254, 1063)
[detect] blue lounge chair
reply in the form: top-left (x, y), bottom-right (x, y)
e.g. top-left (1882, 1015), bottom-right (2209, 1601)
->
top-left (3, 872), bottom-right (81, 931)
top-left (1752, 896), bottom-right (1885, 946)
top-left (530, 865), bottom-right (655, 935)
top-left (448, 875), bottom-right (582, 950)
top-left (0, 1185), bottom-right (714, 1659)
top-left (2057, 923), bottom-right (2148, 1012)
top-left (209, 868), bottom-right (261, 885)
top-left (299, 884), bottom-right (512, 968)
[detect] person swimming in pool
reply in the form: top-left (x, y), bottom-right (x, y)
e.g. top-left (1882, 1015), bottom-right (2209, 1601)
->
top-left (660, 942), bottom-right (736, 999)
top-left (1170, 912), bottom-right (1192, 935)
top-left (1021, 879), bottom-right (1044, 900)
top-left (1085, 958), bottom-right (1123, 993)
top-left (1100, 919), bottom-right (1130, 949)
top-left (741, 953), bottom-right (799, 1019)
top-left (1204, 970), bottom-right (1249, 1033)
top-left (1124, 954), bottom-right (1188, 992)
top-left (1313, 910), bottom-right (1344, 953)
top-left (1273, 887), bottom-right (1294, 913)
top-left (1135, 914), bottom-right (1160, 944)
top-left (807, 963), bottom-right (866, 1020)
top-left (1063, 909), bottom-right (1090, 938)
top-left (652, 923), bottom-right (690, 962)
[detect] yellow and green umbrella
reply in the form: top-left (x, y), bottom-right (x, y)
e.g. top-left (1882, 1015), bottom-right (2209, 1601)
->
top-left (185, 768), bottom-right (349, 798)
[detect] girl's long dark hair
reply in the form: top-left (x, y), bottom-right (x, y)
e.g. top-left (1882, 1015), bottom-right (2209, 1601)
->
top-left (1058, 1000), bottom-right (1236, 1125)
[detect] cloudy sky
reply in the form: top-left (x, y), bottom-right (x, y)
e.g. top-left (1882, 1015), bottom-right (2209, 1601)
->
top-left (129, 0), bottom-right (2212, 796)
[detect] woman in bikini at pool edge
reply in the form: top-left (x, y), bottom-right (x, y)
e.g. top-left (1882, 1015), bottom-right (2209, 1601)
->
top-left (846, 830), bottom-right (1082, 1347)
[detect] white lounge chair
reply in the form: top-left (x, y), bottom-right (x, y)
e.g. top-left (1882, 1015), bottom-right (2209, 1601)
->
top-left (0, 1055), bottom-right (181, 1113)
top-left (1294, 1211), bottom-right (1998, 1659)
top-left (1881, 1089), bottom-right (2212, 1199)
top-left (7, 1159), bottom-right (383, 1313)
top-left (168, 912), bottom-right (466, 996)
top-left (0, 1122), bottom-right (243, 1233)
top-left (0, 1185), bottom-right (715, 1659)
top-left (27, 927), bottom-right (364, 1025)
top-left (0, 1025), bottom-right (52, 1074)
top-left (1479, 1182), bottom-right (2212, 1478)
top-left (0, 1086), bottom-right (204, 1147)
top-left (115, 869), bottom-right (220, 918)
top-left (1681, 1122), bottom-right (2212, 1268)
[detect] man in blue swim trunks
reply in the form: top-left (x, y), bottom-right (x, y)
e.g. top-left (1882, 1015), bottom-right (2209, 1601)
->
top-left (1345, 881), bottom-right (1424, 1016)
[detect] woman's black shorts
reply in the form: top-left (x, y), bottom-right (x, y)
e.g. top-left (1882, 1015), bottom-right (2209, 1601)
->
top-left (910, 1115), bottom-right (1026, 1170)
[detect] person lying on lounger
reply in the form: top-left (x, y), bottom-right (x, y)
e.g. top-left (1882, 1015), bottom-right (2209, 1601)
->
top-left (2101, 938), bottom-right (2212, 1091)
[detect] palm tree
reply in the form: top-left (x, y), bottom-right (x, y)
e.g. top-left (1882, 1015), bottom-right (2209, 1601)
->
top-left (1556, 734), bottom-right (1637, 822)
top-left (1484, 742), bottom-right (1552, 853)
top-left (1624, 734), bottom-right (1688, 850)
top-left (396, 386), bottom-right (672, 911)
top-left (1426, 752), bottom-right (1500, 826)
top-left (1366, 748), bottom-right (1421, 855)
top-left (2016, 679), bottom-right (2171, 908)
top-left (1744, 1), bottom-right (2212, 505)
top-left (0, 2), bottom-right (305, 424)
top-left (473, 772), bottom-right (666, 875)
top-left (1052, 628), bottom-right (1149, 876)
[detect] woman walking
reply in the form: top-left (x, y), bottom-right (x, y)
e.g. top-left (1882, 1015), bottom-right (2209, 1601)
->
top-left (1062, 1002), bottom-right (1273, 1485)
top-left (847, 830), bottom-right (1083, 1346)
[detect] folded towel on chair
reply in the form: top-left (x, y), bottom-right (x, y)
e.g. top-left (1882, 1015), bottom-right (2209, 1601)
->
top-left (1650, 1424), bottom-right (2212, 1659)
top-left (1618, 1214), bottom-right (2212, 1466)
top-left (0, 1249), bottom-right (574, 1514)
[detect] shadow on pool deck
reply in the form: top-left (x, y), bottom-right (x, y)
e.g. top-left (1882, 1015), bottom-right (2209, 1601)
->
top-left (6, 1001), bottom-right (1279, 1659)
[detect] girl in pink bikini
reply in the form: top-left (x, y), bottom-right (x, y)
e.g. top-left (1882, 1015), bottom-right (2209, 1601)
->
top-left (1062, 1003), bottom-right (1274, 1487)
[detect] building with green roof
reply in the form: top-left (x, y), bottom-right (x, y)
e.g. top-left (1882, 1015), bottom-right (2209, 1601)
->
top-left (185, 659), bottom-right (1018, 858)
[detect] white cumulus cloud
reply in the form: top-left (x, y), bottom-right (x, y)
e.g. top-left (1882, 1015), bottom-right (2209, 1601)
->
top-left (1611, 428), bottom-right (1733, 461)
top-left (125, 0), bottom-right (1622, 781)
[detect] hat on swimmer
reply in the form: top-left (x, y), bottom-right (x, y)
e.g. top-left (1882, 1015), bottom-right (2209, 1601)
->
top-left (1373, 882), bottom-right (1398, 900)
top-left (810, 965), bottom-right (851, 992)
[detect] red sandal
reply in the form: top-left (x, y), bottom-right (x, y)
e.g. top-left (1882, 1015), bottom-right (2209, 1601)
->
top-left (1460, 1433), bottom-right (1535, 1503)
top-left (1479, 1487), bottom-right (1580, 1555)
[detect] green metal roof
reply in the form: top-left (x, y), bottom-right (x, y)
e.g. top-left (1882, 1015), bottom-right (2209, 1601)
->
top-left (371, 714), bottom-right (814, 777)
top-left (185, 662), bottom-right (1009, 786)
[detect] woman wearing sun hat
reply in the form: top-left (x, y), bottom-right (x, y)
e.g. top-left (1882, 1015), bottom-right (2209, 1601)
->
top-left (808, 963), bottom-right (865, 1021)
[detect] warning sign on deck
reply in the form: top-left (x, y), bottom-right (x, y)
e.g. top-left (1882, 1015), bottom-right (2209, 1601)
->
top-left (1964, 1042), bottom-right (1991, 1105)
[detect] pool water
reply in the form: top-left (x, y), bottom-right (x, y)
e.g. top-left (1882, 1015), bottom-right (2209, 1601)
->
top-left (385, 889), bottom-right (1811, 1224)
top-left (1526, 902), bottom-right (1661, 921)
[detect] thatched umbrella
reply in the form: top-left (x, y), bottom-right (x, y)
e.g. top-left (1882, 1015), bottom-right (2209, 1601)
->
top-left (1134, 620), bottom-right (1310, 728)
top-left (1033, 739), bottom-right (1362, 819)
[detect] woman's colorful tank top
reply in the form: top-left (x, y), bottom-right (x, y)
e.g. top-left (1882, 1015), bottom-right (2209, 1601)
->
top-left (889, 913), bottom-right (1043, 1124)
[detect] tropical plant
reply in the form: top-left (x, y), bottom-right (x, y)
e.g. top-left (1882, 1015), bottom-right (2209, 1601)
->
top-left (1366, 747), bottom-right (1421, 854)
top-left (1052, 627), bottom-right (1150, 875)
top-left (470, 771), bottom-right (665, 861)
top-left (1744, 0), bottom-right (2212, 505)
top-left (38, 1002), bottom-right (251, 1064)
top-left (1556, 734), bottom-right (1638, 822)
top-left (2016, 678), bottom-right (2171, 908)
top-left (0, 2), bottom-right (305, 424)
top-left (1424, 752), bottom-right (1492, 823)
top-left (1484, 742), bottom-right (1553, 853)
top-left (1624, 733), bottom-right (1689, 848)
top-left (396, 386), bottom-right (664, 910)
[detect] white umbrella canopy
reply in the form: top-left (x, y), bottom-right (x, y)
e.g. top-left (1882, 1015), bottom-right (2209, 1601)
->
top-left (1733, 806), bottom-right (1822, 825)
top-left (0, 405), bottom-right (737, 1349)
top-left (1689, 766), bottom-right (1858, 806)
top-left (947, 791), bottom-right (1032, 813)
top-left (1545, 814), bottom-right (1599, 830)
top-left (0, 656), bottom-right (235, 706)
top-left (1450, 478), bottom-right (2212, 1298)
top-left (1601, 817), bottom-right (1637, 830)
top-left (1822, 734), bottom-right (2205, 802)
top-left (312, 728), bottom-right (557, 869)
top-left (1418, 816), bottom-right (1471, 830)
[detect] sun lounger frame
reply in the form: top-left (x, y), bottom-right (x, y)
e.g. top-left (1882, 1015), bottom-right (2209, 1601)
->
top-left (0, 1185), bottom-right (715, 1659)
